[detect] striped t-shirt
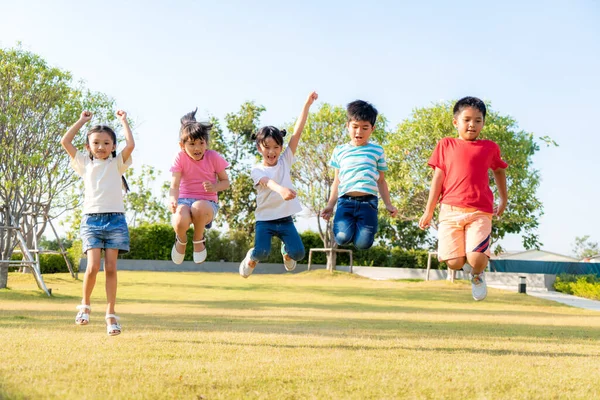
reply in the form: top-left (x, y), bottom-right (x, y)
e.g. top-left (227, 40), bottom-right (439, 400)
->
top-left (329, 142), bottom-right (388, 196)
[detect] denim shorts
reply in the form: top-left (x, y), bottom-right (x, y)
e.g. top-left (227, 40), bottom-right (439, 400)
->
top-left (177, 198), bottom-right (219, 229)
top-left (80, 213), bottom-right (130, 254)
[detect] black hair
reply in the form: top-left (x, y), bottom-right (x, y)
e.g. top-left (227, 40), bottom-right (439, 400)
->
top-left (86, 125), bottom-right (130, 193)
top-left (180, 108), bottom-right (212, 143)
top-left (453, 96), bottom-right (487, 119)
top-left (346, 100), bottom-right (378, 126)
top-left (251, 126), bottom-right (287, 147)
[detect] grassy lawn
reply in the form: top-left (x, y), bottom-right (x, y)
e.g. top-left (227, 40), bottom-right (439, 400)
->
top-left (1, 270), bottom-right (600, 400)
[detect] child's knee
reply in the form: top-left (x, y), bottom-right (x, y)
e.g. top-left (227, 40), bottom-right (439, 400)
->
top-left (354, 227), bottom-right (376, 249)
top-left (287, 247), bottom-right (305, 261)
top-left (252, 247), bottom-right (270, 261)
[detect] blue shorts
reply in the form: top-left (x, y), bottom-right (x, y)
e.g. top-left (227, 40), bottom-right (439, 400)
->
top-left (177, 198), bottom-right (219, 229)
top-left (80, 213), bottom-right (130, 254)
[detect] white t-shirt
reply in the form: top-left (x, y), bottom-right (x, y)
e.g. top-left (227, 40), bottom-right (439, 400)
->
top-left (70, 151), bottom-right (132, 214)
top-left (251, 147), bottom-right (302, 221)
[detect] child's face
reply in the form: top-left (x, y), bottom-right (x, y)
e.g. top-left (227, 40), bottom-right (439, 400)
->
top-left (347, 120), bottom-right (374, 146)
top-left (453, 107), bottom-right (485, 141)
top-left (86, 131), bottom-right (116, 160)
top-left (181, 138), bottom-right (207, 161)
top-left (258, 137), bottom-right (282, 167)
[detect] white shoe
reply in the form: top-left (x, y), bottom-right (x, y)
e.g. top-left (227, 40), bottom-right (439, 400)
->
top-left (471, 272), bottom-right (488, 301)
top-left (239, 248), bottom-right (255, 278)
top-left (171, 235), bottom-right (187, 265)
top-left (281, 244), bottom-right (296, 272)
top-left (193, 237), bottom-right (207, 264)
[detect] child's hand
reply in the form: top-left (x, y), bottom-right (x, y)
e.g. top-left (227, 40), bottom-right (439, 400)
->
top-left (279, 187), bottom-right (297, 201)
top-left (418, 212), bottom-right (433, 230)
top-left (494, 200), bottom-right (507, 217)
top-left (169, 197), bottom-right (178, 213)
top-left (203, 181), bottom-right (216, 193)
top-left (116, 110), bottom-right (127, 122)
top-left (386, 205), bottom-right (398, 218)
top-left (321, 205), bottom-right (334, 221)
top-left (80, 111), bottom-right (92, 123)
top-left (306, 91), bottom-right (318, 106)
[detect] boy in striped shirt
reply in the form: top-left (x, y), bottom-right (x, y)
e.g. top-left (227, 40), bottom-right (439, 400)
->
top-left (321, 100), bottom-right (398, 249)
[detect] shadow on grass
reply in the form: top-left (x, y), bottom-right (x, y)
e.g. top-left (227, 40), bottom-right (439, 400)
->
top-left (2, 309), bottom-right (599, 343)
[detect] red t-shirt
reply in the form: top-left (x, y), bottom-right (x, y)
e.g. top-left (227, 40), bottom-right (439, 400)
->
top-left (428, 137), bottom-right (508, 213)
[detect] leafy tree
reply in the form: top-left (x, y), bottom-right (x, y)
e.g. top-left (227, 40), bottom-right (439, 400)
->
top-left (124, 165), bottom-right (170, 227)
top-left (572, 235), bottom-right (599, 259)
top-left (289, 103), bottom-right (388, 270)
top-left (385, 101), bottom-right (555, 250)
top-left (210, 102), bottom-right (265, 236)
top-left (0, 46), bottom-right (115, 288)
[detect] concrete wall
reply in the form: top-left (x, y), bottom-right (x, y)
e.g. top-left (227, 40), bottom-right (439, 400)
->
top-left (79, 259), bottom-right (555, 290)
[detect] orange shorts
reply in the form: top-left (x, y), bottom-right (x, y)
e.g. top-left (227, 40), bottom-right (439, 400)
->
top-left (437, 204), bottom-right (493, 261)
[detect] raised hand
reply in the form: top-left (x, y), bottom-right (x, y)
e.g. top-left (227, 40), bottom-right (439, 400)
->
top-left (116, 110), bottom-right (127, 122)
top-left (306, 91), bottom-right (318, 106)
top-left (80, 111), bottom-right (92, 123)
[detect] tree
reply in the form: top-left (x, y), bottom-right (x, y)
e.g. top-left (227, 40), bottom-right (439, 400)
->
top-left (384, 101), bottom-right (554, 250)
top-left (572, 235), bottom-right (599, 259)
top-left (0, 46), bottom-right (115, 288)
top-left (211, 102), bottom-right (265, 236)
top-left (289, 103), bottom-right (388, 270)
top-left (124, 165), bottom-right (170, 227)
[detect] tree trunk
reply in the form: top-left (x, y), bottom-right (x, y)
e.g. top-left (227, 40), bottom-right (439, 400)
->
top-left (326, 250), bottom-right (337, 272)
top-left (0, 262), bottom-right (7, 289)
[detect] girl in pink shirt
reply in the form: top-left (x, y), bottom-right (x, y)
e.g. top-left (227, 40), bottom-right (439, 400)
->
top-left (169, 108), bottom-right (230, 264)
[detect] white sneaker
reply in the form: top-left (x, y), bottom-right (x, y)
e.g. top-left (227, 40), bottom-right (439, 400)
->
top-left (471, 272), bottom-right (488, 301)
top-left (239, 248), bottom-right (255, 278)
top-left (281, 244), bottom-right (296, 272)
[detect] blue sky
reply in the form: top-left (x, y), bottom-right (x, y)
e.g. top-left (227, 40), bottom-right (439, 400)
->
top-left (1, 0), bottom-right (598, 256)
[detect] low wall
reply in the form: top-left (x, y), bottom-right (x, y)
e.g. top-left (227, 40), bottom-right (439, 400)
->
top-left (78, 260), bottom-right (555, 290)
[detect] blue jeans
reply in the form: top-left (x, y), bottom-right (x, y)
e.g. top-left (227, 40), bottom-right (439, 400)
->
top-left (80, 213), bottom-right (130, 254)
top-left (333, 195), bottom-right (378, 250)
top-left (252, 216), bottom-right (305, 262)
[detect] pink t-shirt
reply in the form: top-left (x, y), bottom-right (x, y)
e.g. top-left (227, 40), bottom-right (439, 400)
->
top-left (169, 150), bottom-right (230, 202)
top-left (428, 137), bottom-right (508, 213)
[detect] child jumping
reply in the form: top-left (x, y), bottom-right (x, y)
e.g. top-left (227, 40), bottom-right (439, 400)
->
top-left (169, 108), bottom-right (230, 264)
top-left (419, 96), bottom-right (508, 301)
top-left (321, 100), bottom-right (398, 249)
top-left (61, 110), bottom-right (134, 336)
top-left (239, 91), bottom-right (318, 278)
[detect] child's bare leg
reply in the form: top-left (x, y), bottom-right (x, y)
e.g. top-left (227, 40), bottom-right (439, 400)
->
top-left (82, 248), bottom-right (102, 307)
top-left (172, 205), bottom-right (192, 253)
top-left (190, 201), bottom-right (214, 252)
top-left (445, 257), bottom-right (466, 271)
top-left (466, 252), bottom-right (488, 274)
top-left (104, 249), bottom-right (119, 318)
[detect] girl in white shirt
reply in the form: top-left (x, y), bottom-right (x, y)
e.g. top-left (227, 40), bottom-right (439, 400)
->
top-left (61, 110), bottom-right (134, 336)
top-left (239, 92), bottom-right (318, 278)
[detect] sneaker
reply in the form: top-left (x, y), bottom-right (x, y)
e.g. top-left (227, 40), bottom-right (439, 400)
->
top-left (471, 272), bottom-right (488, 301)
top-left (239, 248), bottom-right (255, 278)
top-left (281, 244), bottom-right (297, 272)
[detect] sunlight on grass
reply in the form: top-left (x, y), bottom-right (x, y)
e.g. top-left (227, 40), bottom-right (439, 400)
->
top-left (1, 271), bottom-right (600, 399)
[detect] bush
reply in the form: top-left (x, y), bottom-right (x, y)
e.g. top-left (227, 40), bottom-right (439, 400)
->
top-left (7, 251), bottom-right (74, 274)
top-left (554, 274), bottom-right (600, 300)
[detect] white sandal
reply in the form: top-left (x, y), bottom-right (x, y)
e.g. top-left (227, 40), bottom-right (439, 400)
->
top-left (105, 314), bottom-right (122, 336)
top-left (75, 305), bottom-right (90, 325)
top-left (192, 237), bottom-right (207, 264)
top-left (171, 235), bottom-right (187, 264)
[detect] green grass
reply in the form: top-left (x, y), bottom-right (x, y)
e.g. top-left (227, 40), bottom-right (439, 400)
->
top-left (1, 271), bottom-right (600, 399)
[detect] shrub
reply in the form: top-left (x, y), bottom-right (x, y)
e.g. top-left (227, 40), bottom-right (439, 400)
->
top-left (554, 274), bottom-right (600, 300)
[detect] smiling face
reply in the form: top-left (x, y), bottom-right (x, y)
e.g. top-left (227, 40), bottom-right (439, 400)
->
top-left (453, 106), bottom-right (485, 141)
top-left (347, 120), bottom-right (375, 146)
top-left (258, 137), bottom-right (282, 166)
top-left (181, 138), bottom-right (208, 160)
top-left (86, 131), bottom-right (116, 159)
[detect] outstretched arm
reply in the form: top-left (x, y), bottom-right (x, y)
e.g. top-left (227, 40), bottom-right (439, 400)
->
top-left (117, 110), bottom-right (135, 163)
top-left (61, 111), bottom-right (92, 158)
top-left (493, 168), bottom-right (508, 216)
top-left (419, 167), bottom-right (445, 229)
top-left (287, 91), bottom-right (318, 155)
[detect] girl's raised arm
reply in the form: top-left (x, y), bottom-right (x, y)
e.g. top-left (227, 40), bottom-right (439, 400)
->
top-left (117, 110), bottom-right (135, 163)
top-left (287, 91), bottom-right (318, 155)
top-left (61, 111), bottom-right (92, 158)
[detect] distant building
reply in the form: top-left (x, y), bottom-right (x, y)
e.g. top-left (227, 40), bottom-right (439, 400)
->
top-left (492, 250), bottom-right (579, 262)
top-left (582, 254), bottom-right (600, 263)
